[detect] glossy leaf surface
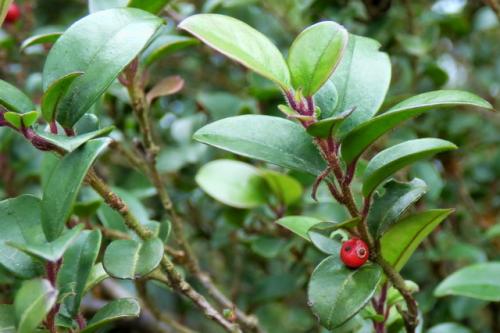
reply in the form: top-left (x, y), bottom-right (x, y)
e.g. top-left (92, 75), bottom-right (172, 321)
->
top-left (80, 298), bottom-right (140, 333)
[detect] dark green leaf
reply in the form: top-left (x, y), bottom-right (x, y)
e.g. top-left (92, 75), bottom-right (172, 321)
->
top-left (308, 256), bottom-right (382, 329)
top-left (57, 230), bottom-right (102, 316)
top-left (250, 236), bottom-right (286, 258)
top-left (275, 216), bottom-right (322, 240)
top-left (141, 34), bottom-right (198, 66)
top-left (362, 138), bottom-right (457, 196)
top-left (0, 304), bottom-right (15, 333)
top-left (179, 14), bottom-right (291, 89)
top-left (8, 224), bottom-right (83, 262)
top-left (308, 229), bottom-right (342, 255)
top-left (103, 238), bottom-right (164, 279)
top-left (306, 108), bottom-right (354, 138)
top-left (42, 138), bottom-right (111, 241)
top-left (427, 323), bottom-right (473, 333)
top-left (80, 298), bottom-right (140, 333)
top-left (331, 35), bottom-right (391, 138)
top-left (75, 113), bottom-right (100, 134)
top-left (341, 90), bottom-right (493, 164)
top-left (14, 279), bottom-right (57, 333)
top-left (434, 262), bottom-right (500, 301)
top-left (84, 263), bottom-right (109, 293)
top-left (381, 209), bottom-right (454, 271)
top-left (368, 178), bottom-right (427, 237)
top-left (128, 0), bottom-right (170, 14)
top-left (195, 159), bottom-right (268, 209)
top-left (0, 195), bottom-right (44, 278)
top-left (20, 32), bottom-right (62, 51)
top-left (287, 21), bottom-right (347, 96)
top-left (41, 71), bottom-right (83, 122)
top-left (0, 79), bottom-right (35, 114)
top-left (35, 126), bottom-right (113, 153)
top-left (313, 80), bottom-right (338, 118)
top-left (43, 8), bottom-right (163, 127)
top-left (194, 115), bottom-right (326, 175)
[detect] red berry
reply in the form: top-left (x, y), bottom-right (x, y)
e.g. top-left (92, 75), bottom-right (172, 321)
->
top-left (340, 238), bottom-right (369, 269)
top-left (4, 3), bottom-right (21, 24)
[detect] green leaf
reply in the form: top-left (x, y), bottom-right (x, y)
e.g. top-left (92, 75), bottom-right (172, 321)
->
top-left (57, 230), bottom-right (102, 316)
top-left (308, 228), bottom-right (342, 255)
top-left (308, 256), bottom-right (382, 329)
top-left (75, 113), bottom-right (100, 134)
top-left (42, 138), bottom-right (111, 241)
top-left (367, 178), bottom-right (427, 238)
top-left (0, 0), bottom-right (13, 27)
top-left (434, 262), bottom-right (500, 301)
top-left (20, 32), bottom-right (62, 51)
top-left (362, 138), bottom-right (457, 196)
top-left (80, 298), bottom-right (140, 333)
top-left (179, 14), bottom-right (291, 89)
top-left (330, 35), bottom-right (391, 138)
top-left (14, 279), bottom-right (57, 333)
top-left (341, 90), bottom-right (494, 164)
top-left (260, 170), bottom-right (303, 205)
top-left (250, 236), bottom-right (286, 258)
top-left (287, 21), bottom-right (347, 96)
top-left (0, 304), bottom-right (15, 333)
top-left (140, 34), bottom-right (198, 66)
top-left (195, 159), bottom-right (268, 209)
top-left (381, 209), bottom-right (453, 272)
top-left (41, 71), bottom-right (84, 122)
top-left (0, 79), bottom-right (35, 113)
top-left (194, 115), bottom-right (326, 175)
top-left (127, 0), bottom-right (170, 14)
top-left (84, 263), bottom-right (109, 293)
top-left (8, 225), bottom-right (83, 262)
top-left (0, 195), bottom-right (44, 278)
top-left (35, 126), bottom-right (113, 153)
top-left (103, 238), bottom-right (164, 279)
top-left (43, 8), bottom-right (163, 127)
top-left (427, 323), bottom-right (473, 333)
top-left (3, 112), bottom-right (21, 128)
top-left (88, 0), bottom-right (127, 12)
top-left (21, 111), bottom-right (39, 127)
top-left (306, 108), bottom-right (354, 138)
top-left (313, 80), bottom-right (338, 119)
top-left (275, 216), bottom-right (322, 240)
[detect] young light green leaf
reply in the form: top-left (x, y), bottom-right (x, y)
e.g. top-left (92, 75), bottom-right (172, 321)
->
top-left (260, 170), bottom-right (303, 205)
top-left (0, 195), bottom-right (44, 278)
top-left (41, 71), bottom-right (83, 122)
top-left (103, 238), bottom-right (164, 279)
top-left (8, 224), bottom-right (83, 262)
top-left (0, 304), bottom-right (15, 333)
top-left (194, 115), bottom-right (326, 175)
top-left (57, 230), bottom-right (102, 316)
top-left (80, 298), bottom-right (140, 333)
top-left (368, 178), bottom-right (427, 237)
top-left (0, 79), bottom-right (35, 113)
top-left (275, 216), bottom-right (322, 240)
top-left (20, 32), bottom-right (62, 51)
top-left (43, 8), bottom-right (163, 127)
top-left (42, 138), bottom-right (111, 241)
top-left (308, 256), bottom-right (382, 329)
top-left (287, 21), bottom-right (347, 96)
top-left (14, 279), bottom-right (58, 333)
top-left (127, 0), bottom-right (170, 14)
top-left (3, 112), bottom-right (22, 128)
top-left (381, 209), bottom-right (453, 271)
top-left (140, 34), bottom-right (198, 66)
top-left (330, 35), bottom-right (391, 138)
top-left (35, 126), bottom-right (113, 153)
top-left (22, 111), bottom-right (39, 127)
top-left (434, 262), bottom-right (500, 301)
top-left (362, 138), bottom-right (457, 196)
top-left (195, 159), bottom-right (268, 209)
top-left (179, 14), bottom-right (291, 89)
top-left (341, 90), bottom-right (494, 164)
top-left (308, 228), bottom-right (343, 255)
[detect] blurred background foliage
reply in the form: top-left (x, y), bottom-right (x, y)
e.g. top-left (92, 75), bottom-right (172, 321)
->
top-left (0, 0), bottom-right (499, 332)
